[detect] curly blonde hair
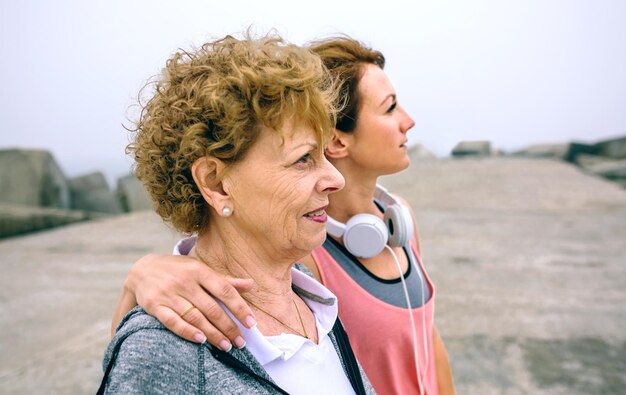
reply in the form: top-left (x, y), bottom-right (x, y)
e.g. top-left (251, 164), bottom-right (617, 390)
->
top-left (128, 32), bottom-right (339, 233)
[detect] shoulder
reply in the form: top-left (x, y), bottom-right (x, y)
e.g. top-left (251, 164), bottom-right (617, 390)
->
top-left (104, 308), bottom-right (276, 394)
top-left (108, 306), bottom-right (200, 357)
top-left (103, 308), bottom-right (202, 393)
top-left (296, 254), bottom-right (322, 282)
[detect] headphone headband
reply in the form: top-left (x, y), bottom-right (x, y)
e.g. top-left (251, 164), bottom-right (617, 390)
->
top-left (373, 184), bottom-right (397, 207)
top-left (326, 184), bottom-right (413, 258)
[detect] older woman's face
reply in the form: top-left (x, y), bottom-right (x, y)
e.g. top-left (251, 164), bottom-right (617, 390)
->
top-left (223, 119), bottom-right (345, 260)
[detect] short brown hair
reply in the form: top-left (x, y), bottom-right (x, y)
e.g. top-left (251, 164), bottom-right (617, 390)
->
top-left (128, 32), bottom-right (338, 233)
top-left (308, 36), bottom-right (385, 132)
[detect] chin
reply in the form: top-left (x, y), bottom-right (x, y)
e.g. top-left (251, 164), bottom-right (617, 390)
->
top-left (308, 228), bottom-right (328, 250)
top-left (379, 159), bottom-right (411, 176)
top-left (397, 154), bottom-right (411, 169)
top-left (293, 226), bottom-right (326, 253)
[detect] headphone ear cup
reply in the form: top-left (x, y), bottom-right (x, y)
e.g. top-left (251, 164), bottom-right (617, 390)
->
top-left (343, 213), bottom-right (388, 258)
top-left (384, 204), bottom-right (414, 247)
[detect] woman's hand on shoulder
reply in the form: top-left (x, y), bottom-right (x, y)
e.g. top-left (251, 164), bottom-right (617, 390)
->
top-left (117, 253), bottom-right (256, 351)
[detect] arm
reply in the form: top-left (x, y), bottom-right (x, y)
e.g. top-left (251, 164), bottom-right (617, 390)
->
top-left (111, 287), bottom-right (140, 335)
top-left (104, 328), bottom-right (201, 394)
top-left (111, 253), bottom-right (256, 350)
top-left (433, 325), bottom-right (456, 395)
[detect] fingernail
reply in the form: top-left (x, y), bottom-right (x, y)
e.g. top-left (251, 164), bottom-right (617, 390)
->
top-left (193, 332), bottom-right (207, 344)
top-left (234, 336), bottom-right (246, 349)
top-left (219, 339), bottom-right (233, 352)
top-left (245, 315), bottom-right (257, 328)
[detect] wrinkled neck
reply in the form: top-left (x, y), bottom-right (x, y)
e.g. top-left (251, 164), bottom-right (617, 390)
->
top-left (192, 221), bottom-right (296, 300)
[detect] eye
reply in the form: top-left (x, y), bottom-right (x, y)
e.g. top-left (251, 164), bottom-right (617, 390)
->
top-left (387, 101), bottom-right (397, 113)
top-left (295, 153), bottom-right (313, 165)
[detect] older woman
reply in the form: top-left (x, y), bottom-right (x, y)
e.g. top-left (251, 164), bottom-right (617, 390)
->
top-left (99, 33), bottom-right (374, 394)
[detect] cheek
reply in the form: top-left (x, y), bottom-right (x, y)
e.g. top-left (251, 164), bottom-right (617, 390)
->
top-left (265, 177), bottom-right (307, 221)
top-left (357, 121), bottom-right (389, 150)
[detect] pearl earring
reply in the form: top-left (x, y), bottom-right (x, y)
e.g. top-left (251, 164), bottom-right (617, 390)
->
top-left (222, 207), bottom-right (232, 217)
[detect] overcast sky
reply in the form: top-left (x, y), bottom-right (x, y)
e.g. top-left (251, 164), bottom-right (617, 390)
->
top-left (1, 0), bottom-right (625, 185)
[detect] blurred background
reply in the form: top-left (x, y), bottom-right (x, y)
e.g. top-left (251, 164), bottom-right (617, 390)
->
top-left (1, 1), bottom-right (625, 394)
top-left (1, 0), bottom-right (625, 184)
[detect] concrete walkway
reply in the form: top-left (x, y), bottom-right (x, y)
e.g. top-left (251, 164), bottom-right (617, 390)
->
top-left (1, 157), bottom-right (625, 394)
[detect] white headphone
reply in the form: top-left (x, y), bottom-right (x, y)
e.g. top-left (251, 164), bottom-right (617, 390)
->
top-left (326, 184), bottom-right (414, 258)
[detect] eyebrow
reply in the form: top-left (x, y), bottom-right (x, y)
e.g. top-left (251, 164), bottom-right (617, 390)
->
top-left (378, 93), bottom-right (397, 107)
top-left (289, 141), bottom-right (318, 152)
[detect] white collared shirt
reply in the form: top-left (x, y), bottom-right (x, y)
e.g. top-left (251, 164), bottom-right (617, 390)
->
top-left (174, 237), bottom-right (355, 395)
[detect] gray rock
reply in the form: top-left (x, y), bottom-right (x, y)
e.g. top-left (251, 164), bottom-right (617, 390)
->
top-left (116, 173), bottom-right (152, 212)
top-left (408, 143), bottom-right (437, 161)
top-left (573, 153), bottom-right (615, 168)
top-left (511, 143), bottom-right (568, 159)
top-left (596, 136), bottom-right (626, 160)
top-left (565, 142), bottom-right (601, 163)
top-left (0, 148), bottom-right (70, 209)
top-left (451, 140), bottom-right (492, 157)
top-left (0, 202), bottom-right (87, 239)
top-left (68, 171), bottom-right (109, 191)
top-left (68, 172), bottom-right (122, 214)
top-left (583, 159), bottom-right (626, 180)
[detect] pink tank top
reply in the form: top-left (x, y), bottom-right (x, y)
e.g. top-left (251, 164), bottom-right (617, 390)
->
top-left (312, 239), bottom-right (438, 395)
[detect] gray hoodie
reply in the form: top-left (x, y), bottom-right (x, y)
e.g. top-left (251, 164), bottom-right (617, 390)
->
top-left (101, 306), bottom-right (375, 394)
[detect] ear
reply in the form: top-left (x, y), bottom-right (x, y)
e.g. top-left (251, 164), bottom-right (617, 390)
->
top-left (191, 156), bottom-right (229, 213)
top-left (325, 129), bottom-right (352, 159)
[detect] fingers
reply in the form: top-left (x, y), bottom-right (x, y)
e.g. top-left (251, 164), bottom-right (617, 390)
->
top-left (187, 296), bottom-right (247, 350)
top-left (198, 273), bottom-right (257, 332)
top-left (161, 287), bottom-right (251, 350)
top-left (137, 281), bottom-right (244, 349)
top-left (170, 266), bottom-right (256, 348)
top-left (153, 304), bottom-right (206, 344)
top-left (153, 301), bottom-right (235, 351)
top-left (226, 277), bottom-right (255, 292)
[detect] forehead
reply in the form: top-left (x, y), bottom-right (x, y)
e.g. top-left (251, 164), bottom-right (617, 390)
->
top-left (252, 119), bottom-right (318, 157)
top-left (358, 64), bottom-right (395, 104)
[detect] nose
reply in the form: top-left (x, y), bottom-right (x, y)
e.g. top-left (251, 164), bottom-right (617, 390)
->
top-left (399, 105), bottom-right (415, 134)
top-left (318, 155), bottom-right (345, 194)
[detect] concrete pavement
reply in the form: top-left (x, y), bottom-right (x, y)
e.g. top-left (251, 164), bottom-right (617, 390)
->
top-left (1, 157), bottom-right (625, 394)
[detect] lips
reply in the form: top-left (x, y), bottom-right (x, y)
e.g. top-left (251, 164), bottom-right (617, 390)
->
top-left (303, 205), bottom-right (328, 223)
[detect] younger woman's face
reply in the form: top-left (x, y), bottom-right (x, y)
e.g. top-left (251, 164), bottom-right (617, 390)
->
top-left (347, 64), bottom-right (416, 176)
